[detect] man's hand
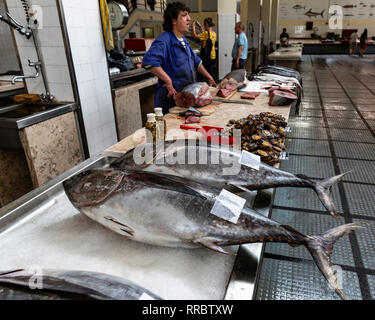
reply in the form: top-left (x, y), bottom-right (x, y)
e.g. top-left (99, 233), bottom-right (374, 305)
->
top-left (163, 81), bottom-right (177, 98)
top-left (207, 76), bottom-right (217, 87)
top-left (236, 58), bottom-right (240, 69)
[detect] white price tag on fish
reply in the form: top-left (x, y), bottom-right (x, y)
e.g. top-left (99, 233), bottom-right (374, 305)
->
top-left (139, 292), bottom-right (155, 300)
top-left (210, 189), bottom-right (246, 224)
top-left (239, 150), bottom-right (261, 171)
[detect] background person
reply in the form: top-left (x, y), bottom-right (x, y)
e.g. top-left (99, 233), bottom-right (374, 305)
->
top-left (231, 22), bottom-right (248, 71)
top-left (142, 2), bottom-right (216, 114)
top-left (360, 29), bottom-right (368, 57)
top-left (192, 18), bottom-right (217, 82)
top-left (349, 30), bottom-right (358, 56)
top-left (280, 28), bottom-right (289, 47)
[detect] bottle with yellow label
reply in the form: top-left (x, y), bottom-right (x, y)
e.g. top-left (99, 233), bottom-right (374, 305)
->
top-left (155, 108), bottom-right (167, 141)
top-left (145, 113), bottom-right (157, 142)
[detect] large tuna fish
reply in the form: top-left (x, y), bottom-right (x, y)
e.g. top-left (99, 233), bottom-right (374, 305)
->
top-left (63, 168), bottom-right (361, 300)
top-left (111, 140), bottom-right (347, 218)
top-left (0, 269), bottom-right (161, 300)
top-left (174, 82), bottom-right (213, 108)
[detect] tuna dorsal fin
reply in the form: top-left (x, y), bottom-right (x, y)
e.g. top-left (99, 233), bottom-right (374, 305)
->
top-left (130, 171), bottom-right (208, 200)
top-left (197, 240), bottom-right (231, 255)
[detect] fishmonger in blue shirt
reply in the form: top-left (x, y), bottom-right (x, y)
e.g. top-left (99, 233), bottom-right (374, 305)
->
top-left (142, 2), bottom-right (216, 114)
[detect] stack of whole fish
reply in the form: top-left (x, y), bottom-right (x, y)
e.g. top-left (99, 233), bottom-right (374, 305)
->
top-left (63, 140), bottom-right (362, 300)
top-left (0, 269), bottom-right (162, 300)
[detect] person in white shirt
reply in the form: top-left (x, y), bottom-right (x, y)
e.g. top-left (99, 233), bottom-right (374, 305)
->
top-left (349, 30), bottom-right (358, 56)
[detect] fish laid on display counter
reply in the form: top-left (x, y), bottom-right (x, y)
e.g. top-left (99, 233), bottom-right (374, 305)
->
top-left (0, 269), bottom-right (162, 300)
top-left (217, 69), bottom-right (249, 98)
top-left (111, 140), bottom-right (346, 218)
top-left (63, 168), bottom-right (361, 300)
top-left (174, 82), bottom-right (213, 108)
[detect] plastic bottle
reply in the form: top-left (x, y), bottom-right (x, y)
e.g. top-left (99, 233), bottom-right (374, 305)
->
top-left (145, 113), bottom-right (157, 142)
top-left (154, 108), bottom-right (167, 141)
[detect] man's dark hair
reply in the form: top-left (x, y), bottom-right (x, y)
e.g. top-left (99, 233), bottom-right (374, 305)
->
top-left (204, 17), bottom-right (215, 27)
top-left (163, 2), bottom-right (190, 32)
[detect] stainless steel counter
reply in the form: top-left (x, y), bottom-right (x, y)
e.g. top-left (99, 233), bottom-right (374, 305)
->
top-left (0, 102), bottom-right (77, 129)
top-left (0, 151), bottom-right (273, 300)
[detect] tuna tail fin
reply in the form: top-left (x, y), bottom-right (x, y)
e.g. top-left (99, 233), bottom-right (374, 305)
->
top-left (297, 172), bottom-right (351, 218)
top-left (321, 9), bottom-right (325, 17)
top-left (306, 224), bottom-right (363, 300)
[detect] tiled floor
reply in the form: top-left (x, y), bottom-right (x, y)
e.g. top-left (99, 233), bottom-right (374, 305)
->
top-left (255, 55), bottom-right (375, 300)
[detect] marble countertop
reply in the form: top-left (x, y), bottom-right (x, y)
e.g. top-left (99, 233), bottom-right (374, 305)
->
top-left (106, 88), bottom-right (292, 155)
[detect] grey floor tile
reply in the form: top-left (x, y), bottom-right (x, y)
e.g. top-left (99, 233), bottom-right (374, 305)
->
top-left (352, 219), bottom-right (375, 270)
top-left (279, 154), bottom-right (336, 179)
top-left (323, 103), bottom-right (355, 111)
top-left (265, 209), bottom-right (355, 267)
top-left (327, 118), bottom-right (368, 130)
top-left (286, 139), bottom-right (331, 157)
top-left (343, 183), bottom-right (375, 218)
top-left (329, 128), bottom-right (375, 143)
top-left (256, 259), bottom-right (362, 300)
top-left (338, 159), bottom-right (375, 184)
top-left (287, 126), bottom-right (328, 140)
top-left (333, 141), bottom-right (375, 160)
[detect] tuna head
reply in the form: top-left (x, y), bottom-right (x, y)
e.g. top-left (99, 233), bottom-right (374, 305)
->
top-left (63, 169), bottom-right (126, 209)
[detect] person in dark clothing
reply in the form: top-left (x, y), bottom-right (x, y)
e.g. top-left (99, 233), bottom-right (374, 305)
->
top-left (131, 0), bottom-right (137, 10)
top-left (192, 17), bottom-right (217, 82)
top-left (147, 0), bottom-right (156, 11)
top-left (360, 29), bottom-right (368, 57)
top-left (142, 2), bottom-right (216, 114)
top-left (280, 28), bottom-right (289, 46)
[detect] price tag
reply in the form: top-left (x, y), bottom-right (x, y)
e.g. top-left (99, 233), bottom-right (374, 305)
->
top-left (210, 189), bottom-right (246, 224)
top-left (285, 126), bottom-right (292, 133)
top-left (239, 150), bottom-right (261, 171)
top-left (280, 152), bottom-right (289, 160)
top-left (139, 292), bottom-right (155, 300)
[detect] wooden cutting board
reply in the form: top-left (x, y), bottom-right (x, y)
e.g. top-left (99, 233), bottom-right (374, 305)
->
top-left (169, 105), bottom-right (217, 116)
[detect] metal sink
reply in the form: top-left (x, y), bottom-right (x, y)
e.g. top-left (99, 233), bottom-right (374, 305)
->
top-left (0, 102), bottom-right (77, 150)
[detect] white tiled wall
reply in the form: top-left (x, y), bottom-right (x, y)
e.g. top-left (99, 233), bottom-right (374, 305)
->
top-left (5, 0), bottom-right (74, 101)
top-left (61, 0), bottom-right (117, 156)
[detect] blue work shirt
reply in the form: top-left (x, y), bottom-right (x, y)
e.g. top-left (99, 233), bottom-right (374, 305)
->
top-left (232, 32), bottom-right (248, 60)
top-left (142, 31), bottom-right (202, 114)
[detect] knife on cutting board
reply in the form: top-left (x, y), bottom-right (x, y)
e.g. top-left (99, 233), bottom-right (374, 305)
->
top-left (212, 98), bottom-right (254, 105)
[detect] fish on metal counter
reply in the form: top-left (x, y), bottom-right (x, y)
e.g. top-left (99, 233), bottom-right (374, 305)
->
top-left (0, 269), bottom-right (162, 300)
top-left (111, 140), bottom-right (347, 218)
top-left (63, 168), bottom-right (362, 300)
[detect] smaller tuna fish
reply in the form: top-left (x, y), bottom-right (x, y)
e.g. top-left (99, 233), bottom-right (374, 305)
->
top-left (174, 82), bottom-right (213, 108)
top-left (111, 140), bottom-right (347, 218)
top-left (0, 269), bottom-right (162, 300)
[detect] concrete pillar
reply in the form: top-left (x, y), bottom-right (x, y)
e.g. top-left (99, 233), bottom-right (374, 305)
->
top-left (217, 0), bottom-right (237, 79)
top-left (270, 0), bottom-right (279, 48)
top-left (262, 0), bottom-right (272, 50)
